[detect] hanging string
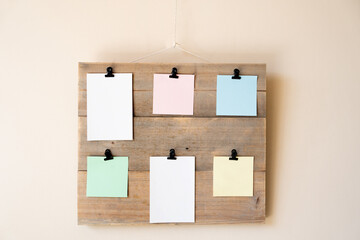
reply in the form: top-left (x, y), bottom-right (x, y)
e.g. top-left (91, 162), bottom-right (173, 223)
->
top-left (129, 47), bottom-right (172, 63)
top-left (176, 44), bottom-right (211, 63)
top-left (129, 0), bottom-right (211, 63)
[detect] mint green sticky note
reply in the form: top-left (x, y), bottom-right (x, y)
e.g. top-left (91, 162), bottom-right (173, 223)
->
top-left (86, 156), bottom-right (128, 197)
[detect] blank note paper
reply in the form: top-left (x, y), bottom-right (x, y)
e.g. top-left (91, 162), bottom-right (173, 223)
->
top-left (86, 156), bottom-right (128, 197)
top-left (213, 156), bottom-right (254, 197)
top-left (153, 74), bottom-right (194, 115)
top-left (216, 75), bottom-right (257, 116)
top-left (87, 73), bottom-right (133, 141)
top-left (150, 156), bottom-right (195, 223)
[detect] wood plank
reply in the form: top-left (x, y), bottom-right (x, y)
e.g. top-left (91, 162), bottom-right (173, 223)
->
top-left (196, 171), bottom-right (265, 223)
top-left (78, 171), bottom-right (265, 224)
top-left (79, 63), bottom-right (266, 91)
top-left (78, 171), bottom-right (149, 225)
top-left (78, 62), bottom-right (266, 225)
top-left (78, 90), bottom-right (266, 118)
top-left (78, 117), bottom-right (266, 171)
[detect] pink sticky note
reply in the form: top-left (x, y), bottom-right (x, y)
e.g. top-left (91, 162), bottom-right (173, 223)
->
top-left (153, 74), bottom-right (195, 115)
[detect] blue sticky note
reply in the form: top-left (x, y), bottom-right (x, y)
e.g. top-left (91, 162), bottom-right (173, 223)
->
top-left (86, 156), bottom-right (128, 197)
top-left (216, 75), bottom-right (257, 116)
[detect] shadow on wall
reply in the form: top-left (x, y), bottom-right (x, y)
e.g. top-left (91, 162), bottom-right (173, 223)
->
top-left (266, 73), bottom-right (285, 223)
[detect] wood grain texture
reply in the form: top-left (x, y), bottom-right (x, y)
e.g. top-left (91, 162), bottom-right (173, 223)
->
top-left (78, 63), bottom-right (266, 224)
top-left (78, 117), bottom-right (266, 171)
top-left (78, 63), bottom-right (266, 91)
top-left (78, 90), bottom-right (266, 117)
top-left (78, 171), bottom-right (265, 225)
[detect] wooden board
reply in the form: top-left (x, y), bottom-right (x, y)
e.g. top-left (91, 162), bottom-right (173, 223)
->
top-left (78, 63), bottom-right (266, 224)
top-left (78, 171), bottom-right (265, 224)
top-left (78, 117), bottom-right (266, 171)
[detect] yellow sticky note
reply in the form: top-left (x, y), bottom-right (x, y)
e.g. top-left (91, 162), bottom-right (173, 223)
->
top-left (213, 156), bottom-right (254, 196)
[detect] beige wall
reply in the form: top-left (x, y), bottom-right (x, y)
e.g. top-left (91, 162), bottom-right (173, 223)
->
top-left (1, 0), bottom-right (360, 239)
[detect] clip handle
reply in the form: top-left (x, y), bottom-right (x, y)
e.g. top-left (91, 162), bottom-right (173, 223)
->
top-left (104, 149), bottom-right (114, 161)
top-left (169, 67), bottom-right (179, 79)
top-left (231, 68), bottom-right (241, 79)
top-left (167, 148), bottom-right (177, 160)
top-left (105, 67), bottom-right (114, 77)
top-left (229, 149), bottom-right (238, 160)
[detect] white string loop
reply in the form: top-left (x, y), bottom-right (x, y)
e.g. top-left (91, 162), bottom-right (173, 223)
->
top-left (129, 0), bottom-right (211, 63)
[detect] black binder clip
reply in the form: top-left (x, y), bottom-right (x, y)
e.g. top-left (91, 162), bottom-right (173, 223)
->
top-left (104, 149), bottom-right (114, 161)
top-left (229, 149), bottom-right (238, 160)
top-left (105, 67), bottom-right (114, 77)
top-left (167, 149), bottom-right (177, 160)
top-left (232, 68), bottom-right (241, 79)
top-left (169, 67), bottom-right (179, 79)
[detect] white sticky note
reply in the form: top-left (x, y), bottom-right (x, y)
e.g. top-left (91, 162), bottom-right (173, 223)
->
top-left (150, 156), bottom-right (195, 223)
top-left (87, 73), bottom-right (133, 141)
